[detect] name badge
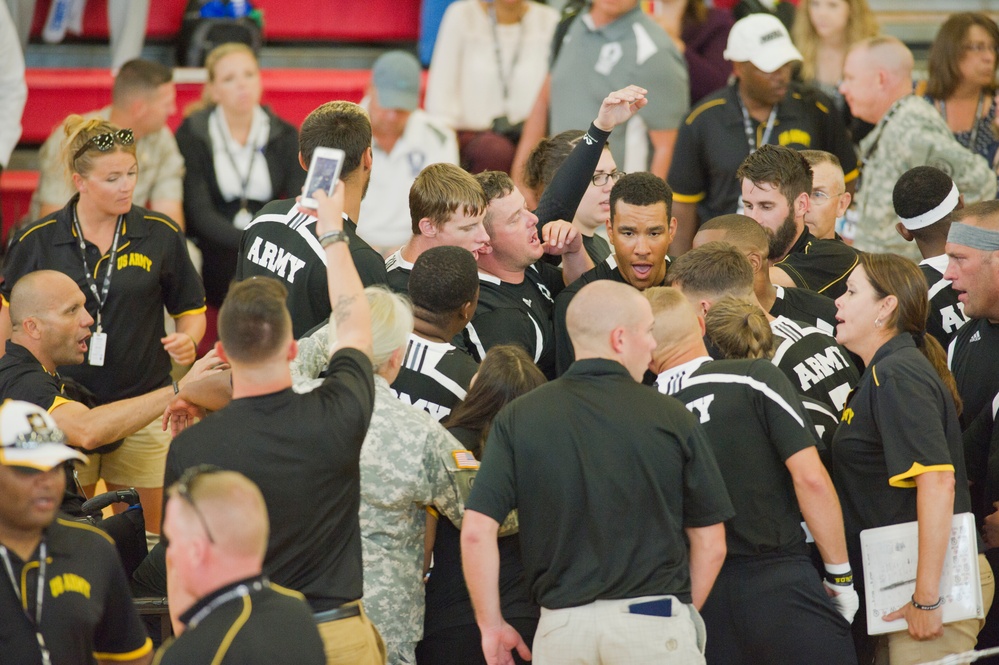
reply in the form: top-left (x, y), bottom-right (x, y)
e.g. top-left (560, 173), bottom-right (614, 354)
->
top-left (89, 332), bottom-right (108, 366)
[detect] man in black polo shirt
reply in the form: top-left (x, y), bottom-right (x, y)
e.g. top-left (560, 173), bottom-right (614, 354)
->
top-left (462, 280), bottom-right (733, 665)
top-left (155, 470), bottom-right (324, 665)
top-left (892, 167), bottom-right (969, 347)
top-left (693, 214), bottom-right (838, 334)
top-left (668, 14), bottom-right (857, 254)
top-left (645, 286), bottom-right (858, 664)
top-left (235, 101), bottom-right (388, 338)
top-left (465, 172), bottom-right (593, 379)
top-left (0, 400), bottom-right (153, 665)
top-left (671, 242), bottom-right (859, 413)
top-left (552, 172), bottom-right (675, 375)
top-left (391, 246), bottom-right (479, 422)
top-left (166, 185), bottom-right (386, 664)
top-left (738, 144), bottom-right (860, 300)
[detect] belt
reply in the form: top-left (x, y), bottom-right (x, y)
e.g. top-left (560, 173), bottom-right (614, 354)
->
top-left (314, 603), bottom-right (361, 624)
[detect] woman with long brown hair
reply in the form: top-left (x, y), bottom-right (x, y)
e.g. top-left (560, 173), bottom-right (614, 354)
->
top-left (832, 253), bottom-right (994, 663)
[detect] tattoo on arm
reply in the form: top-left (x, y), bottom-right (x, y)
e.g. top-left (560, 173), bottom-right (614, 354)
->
top-left (332, 294), bottom-right (357, 326)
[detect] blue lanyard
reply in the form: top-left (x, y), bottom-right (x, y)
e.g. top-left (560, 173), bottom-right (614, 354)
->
top-left (1, 540), bottom-right (51, 665)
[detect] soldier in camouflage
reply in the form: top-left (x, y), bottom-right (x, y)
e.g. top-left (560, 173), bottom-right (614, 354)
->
top-left (290, 287), bottom-right (480, 665)
top-left (840, 36), bottom-right (996, 260)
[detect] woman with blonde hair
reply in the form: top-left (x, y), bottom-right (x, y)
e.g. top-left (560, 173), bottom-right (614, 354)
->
top-left (0, 114), bottom-right (206, 533)
top-left (704, 295), bottom-right (774, 360)
top-left (175, 42), bottom-right (304, 310)
top-left (792, 0), bottom-right (878, 115)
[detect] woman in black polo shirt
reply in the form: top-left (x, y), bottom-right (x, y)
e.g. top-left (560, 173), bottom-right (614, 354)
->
top-left (417, 345), bottom-right (544, 665)
top-left (0, 116), bottom-right (206, 534)
top-left (832, 253), bottom-right (993, 664)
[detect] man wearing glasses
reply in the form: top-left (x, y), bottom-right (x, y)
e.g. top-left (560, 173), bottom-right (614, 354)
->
top-left (155, 468), bottom-right (325, 664)
top-left (552, 172), bottom-right (676, 376)
top-left (738, 144), bottom-right (860, 300)
top-left (801, 151), bottom-right (852, 242)
top-left (0, 400), bottom-right (152, 665)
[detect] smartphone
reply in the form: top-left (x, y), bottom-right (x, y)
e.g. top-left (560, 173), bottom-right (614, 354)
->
top-left (300, 147), bottom-right (346, 209)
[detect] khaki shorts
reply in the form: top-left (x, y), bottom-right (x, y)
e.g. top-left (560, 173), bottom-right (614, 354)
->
top-left (75, 418), bottom-right (171, 488)
top-left (315, 600), bottom-right (386, 665)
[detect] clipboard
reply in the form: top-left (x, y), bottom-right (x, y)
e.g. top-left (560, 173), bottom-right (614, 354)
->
top-left (860, 512), bottom-right (983, 635)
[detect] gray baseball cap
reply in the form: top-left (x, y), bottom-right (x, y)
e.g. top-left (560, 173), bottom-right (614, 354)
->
top-left (371, 50), bottom-right (421, 111)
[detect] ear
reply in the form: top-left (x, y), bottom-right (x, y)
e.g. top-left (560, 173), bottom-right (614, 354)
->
top-left (605, 218), bottom-right (614, 242)
top-left (298, 153), bottom-right (308, 171)
top-left (895, 222), bottom-right (913, 243)
top-left (836, 191), bottom-right (852, 217)
top-left (417, 217), bottom-right (437, 238)
top-left (667, 217), bottom-right (678, 244)
top-left (72, 172), bottom-right (86, 194)
top-left (794, 192), bottom-right (809, 218)
top-left (459, 299), bottom-right (476, 321)
top-left (609, 326), bottom-right (626, 354)
top-left (362, 146), bottom-right (373, 172)
top-left (880, 294), bottom-right (899, 321)
top-left (22, 316), bottom-right (41, 340)
top-left (699, 299), bottom-right (711, 317)
top-left (287, 339), bottom-right (298, 362)
top-left (746, 250), bottom-right (765, 274)
top-left (389, 345), bottom-right (405, 371)
top-left (214, 341), bottom-right (228, 363)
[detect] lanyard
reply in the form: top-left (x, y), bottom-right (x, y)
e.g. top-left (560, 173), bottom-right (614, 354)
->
top-left (1, 541), bottom-right (52, 665)
top-left (939, 92), bottom-right (985, 151)
top-left (737, 95), bottom-right (778, 154)
top-left (187, 578), bottom-right (268, 630)
top-left (215, 110), bottom-right (261, 212)
top-left (862, 95), bottom-right (910, 163)
top-left (71, 206), bottom-right (124, 334)
top-left (487, 3), bottom-right (524, 105)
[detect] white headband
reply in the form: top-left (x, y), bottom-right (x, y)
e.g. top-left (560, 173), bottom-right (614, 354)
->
top-left (899, 182), bottom-right (959, 231)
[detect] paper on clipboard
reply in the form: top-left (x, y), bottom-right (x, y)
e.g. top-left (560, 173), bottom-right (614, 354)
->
top-left (860, 512), bottom-right (983, 635)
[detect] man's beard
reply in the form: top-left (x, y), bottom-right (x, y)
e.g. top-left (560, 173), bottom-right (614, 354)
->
top-left (768, 211), bottom-right (798, 260)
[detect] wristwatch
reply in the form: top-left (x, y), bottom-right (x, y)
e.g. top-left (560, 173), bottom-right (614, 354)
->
top-left (318, 230), bottom-right (350, 248)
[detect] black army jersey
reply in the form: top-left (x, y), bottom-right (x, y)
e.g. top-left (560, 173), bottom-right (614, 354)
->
top-left (553, 255), bottom-right (671, 375)
top-left (659, 356), bottom-right (818, 557)
top-left (772, 228), bottom-right (860, 300)
top-left (770, 316), bottom-right (859, 413)
top-left (235, 199), bottom-right (388, 337)
top-left (390, 334), bottom-right (478, 422)
top-left (770, 285), bottom-right (838, 335)
top-left (948, 318), bottom-right (999, 428)
top-left (384, 248), bottom-right (414, 295)
top-left (921, 255), bottom-right (969, 347)
top-left (464, 263), bottom-right (565, 379)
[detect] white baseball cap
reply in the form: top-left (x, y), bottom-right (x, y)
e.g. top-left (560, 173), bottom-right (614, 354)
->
top-left (0, 400), bottom-right (86, 471)
top-left (724, 14), bottom-right (803, 73)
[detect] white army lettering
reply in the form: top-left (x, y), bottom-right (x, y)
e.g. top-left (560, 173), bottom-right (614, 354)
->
top-left (245, 237), bottom-right (307, 283)
top-left (939, 302), bottom-right (968, 334)
top-left (793, 346), bottom-right (850, 391)
top-left (685, 394), bottom-right (715, 424)
top-left (394, 390), bottom-right (451, 422)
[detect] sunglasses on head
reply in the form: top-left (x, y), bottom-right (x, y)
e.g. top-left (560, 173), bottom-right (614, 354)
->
top-left (174, 464), bottom-right (223, 544)
top-left (73, 129), bottom-right (135, 162)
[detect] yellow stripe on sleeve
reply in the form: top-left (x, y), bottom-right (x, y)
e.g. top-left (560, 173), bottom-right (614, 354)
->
top-left (672, 192), bottom-right (706, 204)
top-left (888, 463), bottom-right (956, 488)
top-left (843, 168), bottom-right (859, 183)
top-left (93, 637), bottom-right (153, 661)
top-left (170, 305), bottom-right (208, 319)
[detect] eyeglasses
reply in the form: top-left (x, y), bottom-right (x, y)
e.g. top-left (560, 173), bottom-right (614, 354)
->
top-left (175, 464), bottom-right (222, 544)
top-left (591, 170), bottom-right (625, 187)
top-left (963, 42), bottom-right (998, 56)
top-left (811, 190), bottom-right (844, 206)
top-left (72, 129), bottom-right (135, 162)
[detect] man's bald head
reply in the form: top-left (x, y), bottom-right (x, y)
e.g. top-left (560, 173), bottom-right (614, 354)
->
top-left (9, 271), bottom-right (81, 330)
top-left (850, 36), bottom-right (914, 82)
top-left (696, 214), bottom-right (770, 256)
top-left (567, 281), bottom-right (654, 380)
top-left (643, 287), bottom-right (705, 361)
top-left (168, 471), bottom-right (269, 561)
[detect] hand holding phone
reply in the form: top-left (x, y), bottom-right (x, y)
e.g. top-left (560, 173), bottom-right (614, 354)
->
top-left (300, 147), bottom-right (346, 209)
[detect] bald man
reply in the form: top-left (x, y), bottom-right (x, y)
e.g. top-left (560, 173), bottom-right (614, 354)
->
top-left (695, 214), bottom-right (838, 333)
top-left (462, 280), bottom-right (733, 665)
top-left (645, 286), bottom-right (858, 664)
top-left (839, 35), bottom-right (995, 259)
top-left (0, 270), bottom-right (217, 529)
top-left (156, 470), bottom-right (325, 664)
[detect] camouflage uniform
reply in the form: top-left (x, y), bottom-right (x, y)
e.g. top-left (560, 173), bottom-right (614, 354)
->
top-left (358, 376), bottom-right (478, 665)
top-left (854, 95), bottom-right (996, 259)
top-left (290, 322), bottom-right (334, 392)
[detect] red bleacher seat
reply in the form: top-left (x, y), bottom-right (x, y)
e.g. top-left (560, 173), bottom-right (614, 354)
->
top-left (29, 0), bottom-right (418, 42)
top-left (1, 170), bottom-right (40, 239)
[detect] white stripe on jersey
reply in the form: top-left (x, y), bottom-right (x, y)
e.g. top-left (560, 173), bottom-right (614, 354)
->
top-left (242, 207), bottom-right (343, 265)
top-left (770, 316), bottom-right (828, 366)
top-left (678, 372), bottom-right (806, 428)
top-left (992, 391), bottom-right (999, 420)
top-left (802, 399), bottom-right (836, 422)
top-left (927, 275), bottom-right (954, 301)
top-left (947, 335), bottom-right (957, 370)
top-left (464, 322), bottom-right (488, 362)
top-left (403, 336), bottom-right (469, 401)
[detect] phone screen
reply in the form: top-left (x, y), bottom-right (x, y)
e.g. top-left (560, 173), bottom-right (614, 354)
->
top-left (305, 154), bottom-right (342, 199)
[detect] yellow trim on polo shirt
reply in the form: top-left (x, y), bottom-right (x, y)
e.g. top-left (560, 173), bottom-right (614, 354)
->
top-left (872, 365), bottom-right (880, 387)
top-left (212, 595), bottom-right (252, 665)
top-left (21, 560), bottom-right (40, 610)
top-left (888, 462), bottom-right (956, 488)
top-left (48, 396), bottom-right (73, 413)
top-left (672, 192), bottom-right (706, 204)
top-left (145, 215), bottom-right (180, 233)
top-left (843, 168), bottom-right (859, 183)
top-left (426, 505), bottom-right (440, 519)
top-left (170, 305), bottom-right (207, 319)
top-left (270, 583), bottom-right (306, 601)
top-left (815, 101), bottom-right (830, 114)
top-left (94, 638), bottom-right (153, 661)
top-left (56, 517), bottom-right (115, 545)
top-left (17, 218), bottom-right (58, 242)
top-left (1, 295), bottom-right (8, 308)
top-left (685, 98), bottom-right (726, 125)
top-left (816, 254), bottom-right (859, 295)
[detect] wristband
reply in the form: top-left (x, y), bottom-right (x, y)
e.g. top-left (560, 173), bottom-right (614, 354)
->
top-left (823, 562), bottom-right (853, 586)
top-left (911, 595), bottom-right (943, 611)
top-left (318, 230), bottom-right (350, 248)
top-left (172, 380), bottom-right (180, 395)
